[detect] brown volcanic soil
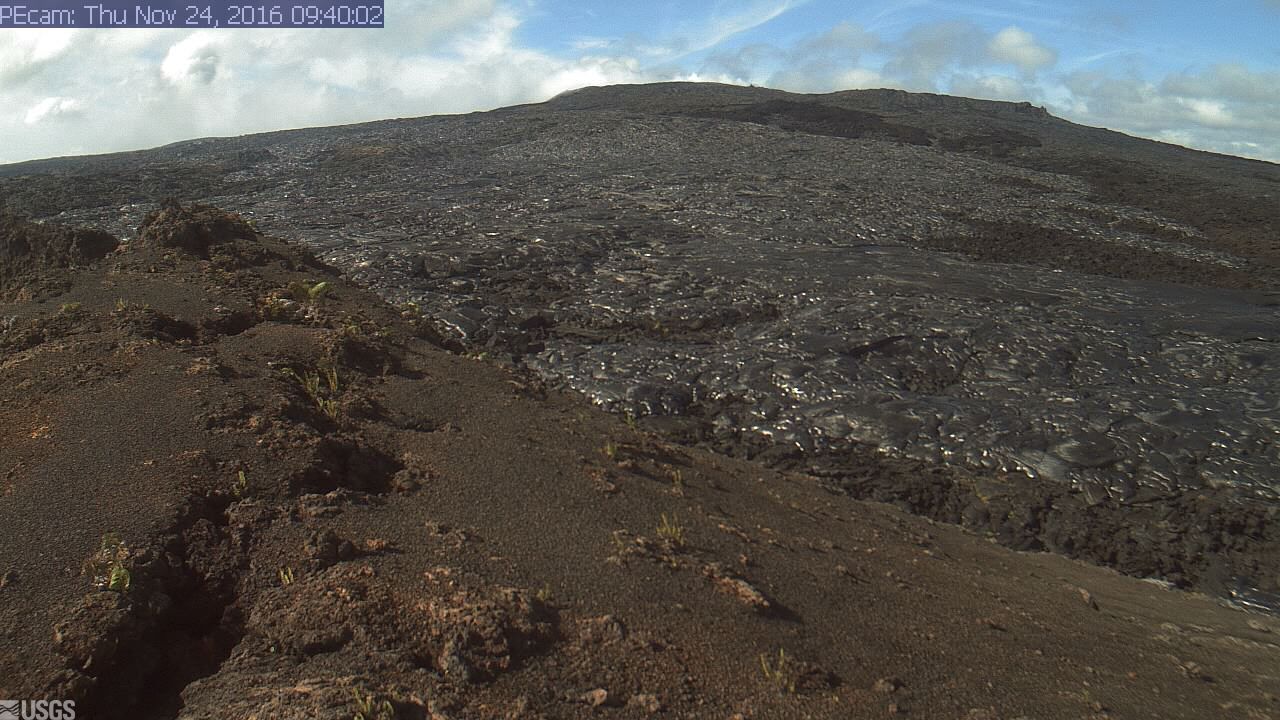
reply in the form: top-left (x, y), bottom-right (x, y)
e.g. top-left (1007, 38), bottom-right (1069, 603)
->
top-left (2, 205), bottom-right (1278, 719)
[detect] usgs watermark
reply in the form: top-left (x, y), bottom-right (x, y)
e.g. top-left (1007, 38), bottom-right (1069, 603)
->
top-left (0, 700), bottom-right (76, 720)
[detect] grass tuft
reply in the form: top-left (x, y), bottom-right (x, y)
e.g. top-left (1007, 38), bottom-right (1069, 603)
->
top-left (282, 363), bottom-right (341, 421)
top-left (233, 469), bottom-right (249, 499)
top-left (760, 648), bottom-right (797, 694)
top-left (657, 512), bottom-right (687, 549)
top-left (352, 689), bottom-right (395, 720)
top-left (84, 533), bottom-right (131, 592)
top-left (536, 582), bottom-right (553, 603)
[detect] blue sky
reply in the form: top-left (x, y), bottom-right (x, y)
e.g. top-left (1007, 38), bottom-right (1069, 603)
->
top-left (2, 0), bottom-right (1279, 163)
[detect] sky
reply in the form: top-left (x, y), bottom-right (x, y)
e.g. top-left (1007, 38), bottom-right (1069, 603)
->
top-left (2, 0), bottom-right (1279, 165)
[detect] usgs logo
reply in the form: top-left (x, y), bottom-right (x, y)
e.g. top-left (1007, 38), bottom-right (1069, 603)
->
top-left (0, 701), bottom-right (76, 720)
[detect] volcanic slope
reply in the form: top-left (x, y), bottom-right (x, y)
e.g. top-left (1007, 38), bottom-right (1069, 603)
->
top-left (0, 204), bottom-right (1278, 720)
top-left (1, 83), bottom-right (1279, 604)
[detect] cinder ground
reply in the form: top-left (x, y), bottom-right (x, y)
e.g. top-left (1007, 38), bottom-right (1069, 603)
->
top-left (1, 204), bottom-right (1277, 719)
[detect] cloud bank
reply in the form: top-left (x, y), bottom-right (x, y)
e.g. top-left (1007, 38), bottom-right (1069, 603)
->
top-left (1, 0), bottom-right (1277, 164)
top-left (0, 0), bottom-right (651, 162)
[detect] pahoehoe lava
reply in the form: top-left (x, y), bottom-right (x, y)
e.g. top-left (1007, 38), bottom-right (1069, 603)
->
top-left (3, 81), bottom-right (1279, 602)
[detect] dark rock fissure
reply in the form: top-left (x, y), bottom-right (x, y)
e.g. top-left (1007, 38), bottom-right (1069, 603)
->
top-left (53, 493), bottom-right (251, 720)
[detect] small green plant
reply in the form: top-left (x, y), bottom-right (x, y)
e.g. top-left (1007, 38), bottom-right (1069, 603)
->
top-left (111, 299), bottom-right (152, 314)
top-left (352, 689), bottom-right (394, 720)
top-left (760, 648), bottom-right (797, 694)
top-left (657, 512), bottom-right (686, 549)
top-left (84, 533), bottom-right (131, 592)
top-left (611, 530), bottom-right (629, 556)
top-left (338, 319), bottom-right (364, 340)
top-left (535, 582), bottom-right (553, 603)
top-left (603, 441), bottom-right (618, 461)
top-left (233, 470), bottom-right (248, 499)
top-left (669, 468), bottom-right (684, 489)
top-left (287, 280), bottom-right (331, 304)
top-left (278, 566), bottom-right (296, 586)
top-left (59, 302), bottom-right (82, 314)
top-left (281, 364), bottom-right (341, 421)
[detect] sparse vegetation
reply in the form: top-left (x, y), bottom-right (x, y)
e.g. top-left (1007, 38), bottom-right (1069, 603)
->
top-left (611, 530), bottom-right (629, 556)
top-left (84, 533), bottom-right (131, 592)
top-left (259, 280), bottom-right (333, 322)
top-left (352, 689), bottom-right (394, 720)
top-left (337, 318), bottom-right (387, 343)
top-left (58, 302), bottom-right (82, 314)
top-left (603, 441), bottom-right (618, 461)
top-left (536, 582), bottom-right (553, 603)
top-left (282, 362), bottom-right (341, 421)
top-left (760, 648), bottom-right (797, 694)
top-left (657, 512), bottom-right (687, 549)
top-left (277, 566), bottom-right (296, 586)
top-left (287, 279), bottom-right (331, 304)
top-left (233, 469), bottom-right (249, 499)
top-left (112, 298), bottom-right (150, 313)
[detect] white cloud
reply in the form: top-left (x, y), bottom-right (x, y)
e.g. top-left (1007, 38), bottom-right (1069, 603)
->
top-left (950, 73), bottom-right (1030, 101)
top-left (161, 32), bottom-right (224, 85)
top-left (24, 96), bottom-right (83, 124)
top-left (539, 57), bottom-right (645, 99)
top-left (1161, 63), bottom-right (1280, 106)
top-left (667, 0), bottom-right (809, 60)
top-left (0, 29), bottom-right (77, 83)
top-left (1177, 98), bottom-right (1234, 128)
top-left (1056, 65), bottom-right (1280, 160)
top-left (834, 67), bottom-right (887, 89)
top-left (600, 0), bottom-right (807, 65)
top-left (882, 21), bottom-right (988, 90)
top-left (570, 38), bottom-right (614, 51)
top-left (0, 1), bottom-right (656, 162)
top-left (308, 57), bottom-right (372, 90)
top-left (763, 21), bottom-right (882, 92)
top-left (987, 26), bottom-right (1056, 73)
